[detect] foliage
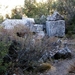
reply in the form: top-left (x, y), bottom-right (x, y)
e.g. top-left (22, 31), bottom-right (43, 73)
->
top-left (0, 15), bottom-right (3, 23)
top-left (11, 7), bottom-right (22, 19)
top-left (5, 14), bottom-right (10, 19)
top-left (24, 0), bottom-right (50, 17)
top-left (23, 0), bottom-right (38, 17)
top-left (5, 0), bottom-right (75, 25)
top-left (0, 25), bottom-right (58, 74)
top-left (0, 27), bottom-right (11, 74)
top-left (34, 15), bottom-right (46, 24)
top-left (0, 41), bottom-right (10, 74)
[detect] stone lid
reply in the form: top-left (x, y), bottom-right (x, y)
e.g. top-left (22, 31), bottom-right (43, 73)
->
top-left (47, 11), bottom-right (64, 21)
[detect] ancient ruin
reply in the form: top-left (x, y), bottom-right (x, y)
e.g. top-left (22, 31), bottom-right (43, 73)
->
top-left (1, 11), bottom-right (65, 38)
top-left (46, 11), bottom-right (65, 37)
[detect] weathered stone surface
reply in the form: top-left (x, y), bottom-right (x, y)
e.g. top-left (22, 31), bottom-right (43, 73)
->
top-left (38, 51), bottom-right (50, 63)
top-left (36, 31), bottom-right (45, 39)
top-left (39, 45), bottom-right (72, 62)
top-left (1, 17), bottom-right (35, 29)
top-left (32, 24), bottom-right (43, 32)
top-left (53, 46), bottom-right (72, 59)
top-left (46, 20), bottom-right (65, 37)
top-left (46, 11), bottom-right (65, 37)
top-left (38, 39), bottom-right (72, 62)
top-left (22, 17), bottom-right (35, 27)
top-left (47, 11), bottom-right (64, 21)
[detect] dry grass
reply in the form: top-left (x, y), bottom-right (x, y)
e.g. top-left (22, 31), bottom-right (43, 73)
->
top-left (68, 63), bottom-right (75, 74)
top-left (37, 63), bottom-right (51, 73)
top-left (0, 24), bottom-right (34, 51)
top-left (41, 36), bottom-right (58, 51)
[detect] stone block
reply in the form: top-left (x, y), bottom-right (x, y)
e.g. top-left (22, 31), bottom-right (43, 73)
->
top-left (46, 20), bottom-right (65, 37)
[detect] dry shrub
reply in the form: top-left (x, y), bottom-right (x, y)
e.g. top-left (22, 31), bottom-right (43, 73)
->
top-left (36, 63), bottom-right (51, 73)
top-left (41, 36), bottom-right (58, 51)
top-left (32, 36), bottom-right (58, 52)
top-left (13, 24), bottom-right (30, 34)
top-left (5, 24), bottom-right (31, 39)
top-left (0, 24), bottom-right (58, 51)
top-left (6, 35), bottom-right (57, 74)
top-left (0, 24), bottom-right (33, 45)
top-left (23, 63), bottom-right (52, 74)
top-left (0, 26), bottom-right (11, 74)
top-left (0, 24), bottom-right (60, 74)
top-left (0, 26), bottom-right (10, 42)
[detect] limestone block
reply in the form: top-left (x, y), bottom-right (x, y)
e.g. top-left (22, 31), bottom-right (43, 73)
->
top-left (46, 20), bottom-right (65, 37)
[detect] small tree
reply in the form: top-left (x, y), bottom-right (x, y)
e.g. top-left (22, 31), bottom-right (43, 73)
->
top-left (11, 8), bottom-right (22, 19)
top-left (0, 15), bottom-right (3, 23)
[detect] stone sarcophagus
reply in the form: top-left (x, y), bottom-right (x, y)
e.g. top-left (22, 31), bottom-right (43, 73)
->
top-left (46, 11), bottom-right (65, 37)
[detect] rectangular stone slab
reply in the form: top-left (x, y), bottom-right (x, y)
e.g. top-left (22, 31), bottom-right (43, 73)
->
top-left (46, 20), bottom-right (65, 37)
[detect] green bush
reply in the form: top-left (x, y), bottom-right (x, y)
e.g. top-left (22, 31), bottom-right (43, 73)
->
top-left (0, 15), bottom-right (3, 23)
top-left (0, 41), bottom-right (10, 74)
top-left (34, 15), bottom-right (46, 24)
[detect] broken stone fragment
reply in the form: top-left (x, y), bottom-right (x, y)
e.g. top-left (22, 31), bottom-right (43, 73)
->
top-left (47, 11), bottom-right (64, 21)
top-left (53, 46), bottom-right (72, 59)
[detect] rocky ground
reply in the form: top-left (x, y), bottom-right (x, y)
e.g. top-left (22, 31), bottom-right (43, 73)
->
top-left (39, 39), bottom-right (75, 75)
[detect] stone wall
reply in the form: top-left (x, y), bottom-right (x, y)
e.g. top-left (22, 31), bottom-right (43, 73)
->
top-left (1, 11), bottom-right (65, 38)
